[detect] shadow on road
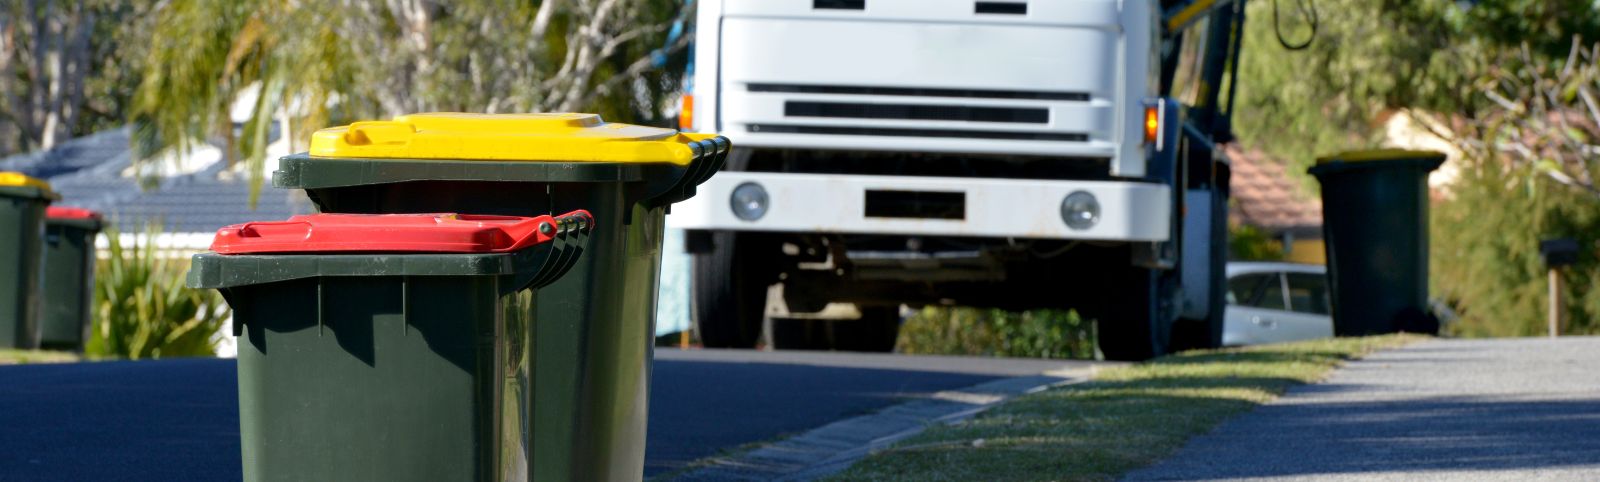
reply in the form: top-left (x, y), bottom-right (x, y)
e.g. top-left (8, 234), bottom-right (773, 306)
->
top-left (645, 358), bottom-right (1003, 476)
top-left (1167, 393), bottom-right (1600, 478)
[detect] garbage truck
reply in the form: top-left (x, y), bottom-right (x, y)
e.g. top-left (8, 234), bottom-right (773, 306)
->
top-left (674, 0), bottom-right (1251, 360)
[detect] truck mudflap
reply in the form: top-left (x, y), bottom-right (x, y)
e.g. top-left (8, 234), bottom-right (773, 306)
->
top-left (668, 172), bottom-right (1171, 241)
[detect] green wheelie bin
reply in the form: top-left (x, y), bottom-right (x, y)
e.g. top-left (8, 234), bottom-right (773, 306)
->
top-left (39, 206), bottom-right (104, 351)
top-left (188, 210), bottom-right (593, 482)
top-left (1308, 149), bottom-right (1445, 336)
top-left (0, 172), bottom-right (58, 349)
top-left (271, 113), bottom-right (726, 481)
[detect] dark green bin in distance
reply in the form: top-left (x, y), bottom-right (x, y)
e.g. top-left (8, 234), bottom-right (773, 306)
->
top-left (39, 207), bottom-right (104, 351)
top-left (1309, 149), bottom-right (1445, 337)
top-left (0, 173), bottom-right (59, 349)
top-left (188, 212), bottom-right (592, 482)
top-left (274, 114), bottom-right (728, 481)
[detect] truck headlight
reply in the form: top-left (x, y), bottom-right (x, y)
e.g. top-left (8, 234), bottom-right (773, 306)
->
top-left (730, 182), bottom-right (769, 221)
top-left (1060, 191), bottom-right (1099, 230)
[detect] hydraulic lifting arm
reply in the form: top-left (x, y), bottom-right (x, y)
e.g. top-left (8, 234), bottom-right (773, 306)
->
top-left (1159, 0), bottom-right (1248, 155)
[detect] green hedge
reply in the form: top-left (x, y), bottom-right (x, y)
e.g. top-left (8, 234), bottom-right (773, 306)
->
top-left (897, 307), bottom-right (1096, 360)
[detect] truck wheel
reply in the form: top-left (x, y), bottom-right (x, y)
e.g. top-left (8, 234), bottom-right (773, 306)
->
top-left (692, 232), bottom-right (773, 348)
top-left (1171, 174), bottom-right (1230, 351)
top-left (770, 307), bottom-right (902, 353)
top-left (1095, 268), bottom-right (1170, 361)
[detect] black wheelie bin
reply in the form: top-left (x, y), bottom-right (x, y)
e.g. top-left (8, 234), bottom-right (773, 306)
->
top-left (1309, 149), bottom-right (1445, 336)
top-left (189, 211), bottom-right (593, 481)
top-left (39, 206), bottom-right (104, 351)
top-left (0, 172), bottom-right (58, 349)
top-left (271, 113), bottom-right (727, 481)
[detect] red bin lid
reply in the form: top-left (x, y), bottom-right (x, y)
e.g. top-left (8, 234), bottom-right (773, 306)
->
top-left (46, 206), bottom-right (101, 220)
top-left (209, 211), bottom-right (591, 255)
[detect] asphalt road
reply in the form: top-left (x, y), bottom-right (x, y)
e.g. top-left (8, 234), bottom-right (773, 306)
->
top-left (1124, 337), bottom-right (1600, 481)
top-left (0, 349), bottom-right (1085, 481)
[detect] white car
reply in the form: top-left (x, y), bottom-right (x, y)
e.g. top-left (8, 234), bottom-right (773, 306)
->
top-left (1224, 262), bottom-right (1333, 346)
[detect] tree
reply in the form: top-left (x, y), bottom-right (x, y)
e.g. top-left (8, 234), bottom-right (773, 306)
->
top-left (1473, 39), bottom-right (1600, 196)
top-left (131, 0), bottom-right (693, 198)
top-left (1432, 149), bottom-right (1600, 337)
top-left (1431, 37), bottom-right (1600, 337)
top-left (0, 0), bottom-right (152, 155)
top-left (1230, 0), bottom-right (1600, 181)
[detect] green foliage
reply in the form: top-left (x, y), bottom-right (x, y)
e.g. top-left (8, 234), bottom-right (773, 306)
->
top-left (1229, 223), bottom-right (1284, 261)
top-left (87, 226), bottom-right (229, 359)
top-left (1230, 0), bottom-right (1600, 185)
top-left (0, 0), bottom-right (156, 155)
top-left (897, 307), bottom-right (1096, 360)
top-left (131, 0), bottom-right (692, 200)
top-left (1433, 160), bottom-right (1600, 338)
top-left (1233, 0), bottom-right (1467, 177)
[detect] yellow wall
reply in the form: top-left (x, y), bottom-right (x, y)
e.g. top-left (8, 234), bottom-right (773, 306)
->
top-left (1282, 239), bottom-right (1326, 265)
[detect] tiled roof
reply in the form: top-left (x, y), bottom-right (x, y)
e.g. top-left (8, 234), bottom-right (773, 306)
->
top-left (1225, 144), bottom-right (1322, 234)
top-left (0, 129), bottom-right (312, 234)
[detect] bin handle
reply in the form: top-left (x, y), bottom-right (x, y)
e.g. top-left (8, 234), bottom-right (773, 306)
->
top-left (233, 220), bottom-right (315, 242)
top-left (451, 213), bottom-right (578, 253)
top-left (517, 210), bottom-right (595, 291)
top-left (643, 135), bottom-right (731, 208)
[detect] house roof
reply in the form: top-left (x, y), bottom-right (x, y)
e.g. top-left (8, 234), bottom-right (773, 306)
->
top-left (0, 128), bottom-right (311, 234)
top-left (1225, 144), bottom-right (1323, 236)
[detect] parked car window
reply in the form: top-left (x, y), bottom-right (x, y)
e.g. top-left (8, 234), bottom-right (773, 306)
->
top-left (1227, 273), bottom-right (1275, 307)
top-left (1286, 273), bottom-right (1331, 315)
top-left (1253, 273), bottom-right (1288, 310)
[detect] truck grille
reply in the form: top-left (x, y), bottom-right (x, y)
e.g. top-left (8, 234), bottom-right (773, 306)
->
top-left (741, 149), bottom-right (1113, 181)
top-left (747, 124), bottom-right (1086, 142)
top-left (785, 101), bottom-right (1047, 124)
top-left (748, 83), bottom-right (1088, 102)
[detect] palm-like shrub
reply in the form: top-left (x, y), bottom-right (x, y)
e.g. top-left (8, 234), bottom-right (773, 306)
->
top-left (87, 226), bottom-right (228, 359)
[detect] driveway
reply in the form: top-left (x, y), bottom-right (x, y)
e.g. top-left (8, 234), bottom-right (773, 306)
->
top-left (1125, 337), bottom-right (1600, 481)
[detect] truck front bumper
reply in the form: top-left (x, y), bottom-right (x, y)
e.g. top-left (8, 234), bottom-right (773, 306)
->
top-left (670, 173), bottom-right (1171, 242)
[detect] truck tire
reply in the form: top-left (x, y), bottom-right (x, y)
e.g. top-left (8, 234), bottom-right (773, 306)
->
top-left (1171, 173), bottom-right (1231, 351)
top-left (770, 307), bottom-right (901, 353)
top-left (692, 232), bottom-right (772, 348)
top-left (1095, 268), bottom-right (1170, 361)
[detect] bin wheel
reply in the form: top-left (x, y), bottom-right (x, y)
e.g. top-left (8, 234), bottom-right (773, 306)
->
top-left (692, 232), bottom-right (773, 348)
top-left (1095, 268), bottom-right (1170, 361)
top-left (770, 306), bottom-right (902, 353)
top-left (1170, 178), bottom-right (1230, 352)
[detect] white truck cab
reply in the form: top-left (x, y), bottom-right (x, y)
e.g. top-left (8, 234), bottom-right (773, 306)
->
top-left (675, 0), bottom-right (1243, 360)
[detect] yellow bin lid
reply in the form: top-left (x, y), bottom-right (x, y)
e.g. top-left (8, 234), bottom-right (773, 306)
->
top-left (309, 113), bottom-right (719, 166)
top-left (0, 171), bottom-right (53, 191)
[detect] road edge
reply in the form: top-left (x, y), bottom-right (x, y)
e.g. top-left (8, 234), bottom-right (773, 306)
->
top-left (663, 373), bottom-right (1087, 481)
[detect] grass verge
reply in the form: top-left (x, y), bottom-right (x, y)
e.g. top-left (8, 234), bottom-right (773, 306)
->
top-left (0, 349), bottom-right (81, 365)
top-left (829, 334), bottom-right (1424, 481)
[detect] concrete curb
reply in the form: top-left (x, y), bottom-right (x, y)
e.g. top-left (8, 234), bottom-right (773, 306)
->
top-left (667, 373), bottom-right (1085, 481)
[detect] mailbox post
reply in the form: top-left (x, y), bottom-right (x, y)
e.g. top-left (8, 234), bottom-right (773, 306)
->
top-left (1539, 238), bottom-right (1579, 337)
